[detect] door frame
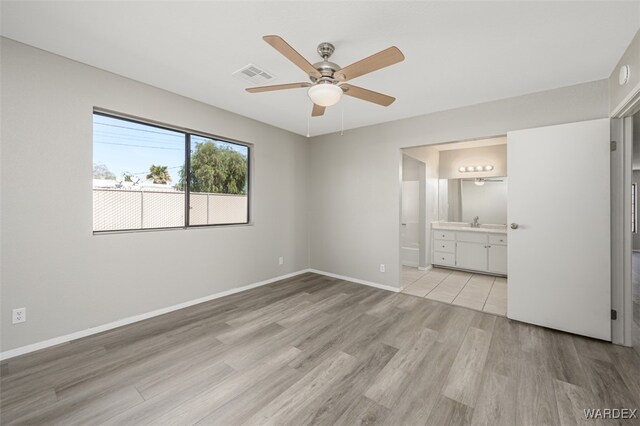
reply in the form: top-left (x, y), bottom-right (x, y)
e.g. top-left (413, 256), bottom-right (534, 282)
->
top-left (611, 86), bottom-right (640, 346)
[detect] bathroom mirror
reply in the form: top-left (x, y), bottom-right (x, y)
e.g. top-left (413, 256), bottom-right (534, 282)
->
top-left (438, 177), bottom-right (507, 224)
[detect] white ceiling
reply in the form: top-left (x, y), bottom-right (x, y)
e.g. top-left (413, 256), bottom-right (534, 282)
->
top-left (2, 1), bottom-right (639, 137)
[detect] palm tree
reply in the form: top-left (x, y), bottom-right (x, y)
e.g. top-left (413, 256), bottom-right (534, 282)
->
top-left (146, 165), bottom-right (171, 184)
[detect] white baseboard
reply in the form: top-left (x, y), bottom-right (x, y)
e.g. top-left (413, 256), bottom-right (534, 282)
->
top-left (0, 269), bottom-right (310, 361)
top-left (418, 265), bottom-right (433, 271)
top-left (1, 268), bottom-right (401, 361)
top-left (308, 269), bottom-right (401, 293)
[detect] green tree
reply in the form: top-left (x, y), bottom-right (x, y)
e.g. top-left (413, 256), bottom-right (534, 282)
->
top-left (122, 171), bottom-right (134, 182)
top-left (146, 165), bottom-right (171, 184)
top-left (178, 141), bottom-right (247, 194)
top-left (93, 163), bottom-right (116, 180)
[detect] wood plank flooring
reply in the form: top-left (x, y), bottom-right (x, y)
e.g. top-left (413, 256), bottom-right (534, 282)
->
top-left (1, 272), bottom-right (639, 425)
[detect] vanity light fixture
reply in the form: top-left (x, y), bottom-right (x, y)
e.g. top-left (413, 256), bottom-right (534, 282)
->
top-left (458, 164), bottom-right (495, 173)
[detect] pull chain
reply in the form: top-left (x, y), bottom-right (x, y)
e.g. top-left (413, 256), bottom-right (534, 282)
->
top-left (341, 102), bottom-right (344, 136)
top-left (306, 113), bottom-right (310, 138)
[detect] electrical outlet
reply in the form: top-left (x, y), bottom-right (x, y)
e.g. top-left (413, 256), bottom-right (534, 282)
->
top-left (12, 308), bottom-right (26, 324)
top-left (278, 256), bottom-right (284, 265)
top-left (379, 264), bottom-right (386, 273)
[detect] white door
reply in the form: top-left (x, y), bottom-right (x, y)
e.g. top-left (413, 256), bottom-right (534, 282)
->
top-left (508, 118), bottom-right (611, 340)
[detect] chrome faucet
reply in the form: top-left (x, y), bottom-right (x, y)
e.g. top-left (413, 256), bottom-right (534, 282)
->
top-left (471, 216), bottom-right (480, 228)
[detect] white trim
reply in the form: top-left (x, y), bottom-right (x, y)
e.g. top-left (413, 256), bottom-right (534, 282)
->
top-left (612, 80), bottom-right (640, 118)
top-left (0, 269), bottom-right (310, 361)
top-left (418, 265), bottom-right (432, 272)
top-left (308, 269), bottom-right (401, 293)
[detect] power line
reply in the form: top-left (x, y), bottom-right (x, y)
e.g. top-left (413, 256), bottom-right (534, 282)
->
top-left (94, 130), bottom-right (182, 145)
top-left (94, 121), bottom-right (181, 137)
top-left (94, 141), bottom-right (182, 151)
top-left (127, 165), bottom-right (183, 176)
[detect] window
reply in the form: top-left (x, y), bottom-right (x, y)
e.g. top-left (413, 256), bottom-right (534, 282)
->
top-left (93, 112), bottom-right (250, 232)
top-left (633, 183), bottom-right (637, 234)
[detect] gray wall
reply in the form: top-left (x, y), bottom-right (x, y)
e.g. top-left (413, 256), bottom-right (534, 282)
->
top-left (1, 38), bottom-right (310, 351)
top-left (308, 80), bottom-right (609, 288)
top-left (609, 29), bottom-right (640, 114)
top-left (401, 155), bottom-right (421, 182)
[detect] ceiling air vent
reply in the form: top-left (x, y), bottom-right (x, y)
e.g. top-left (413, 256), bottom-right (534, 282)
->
top-left (232, 64), bottom-right (275, 85)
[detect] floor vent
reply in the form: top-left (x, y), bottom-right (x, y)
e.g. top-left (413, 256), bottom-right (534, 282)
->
top-left (232, 64), bottom-right (275, 85)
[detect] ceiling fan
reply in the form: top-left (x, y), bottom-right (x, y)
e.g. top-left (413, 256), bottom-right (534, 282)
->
top-left (246, 35), bottom-right (405, 117)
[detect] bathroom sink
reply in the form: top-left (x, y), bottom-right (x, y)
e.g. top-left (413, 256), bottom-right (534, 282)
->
top-left (431, 222), bottom-right (507, 234)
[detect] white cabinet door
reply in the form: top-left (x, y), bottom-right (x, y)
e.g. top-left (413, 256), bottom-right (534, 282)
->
top-left (456, 242), bottom-right (487, 271)
top-left (488, 245), bottom-right (507, 275)
top-left (508, 118), bottom-right (610, 340)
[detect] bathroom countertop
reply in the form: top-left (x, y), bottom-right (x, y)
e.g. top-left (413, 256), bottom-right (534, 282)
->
top-left (431, 222), bottom-right (508, 234)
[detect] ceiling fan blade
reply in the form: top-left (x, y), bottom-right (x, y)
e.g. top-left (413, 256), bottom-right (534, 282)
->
top-left (334, 46), bottom-right (404, 82)
top-left (340, 84), bottom-right (396, 106)
top-left (246, 82), bottom-right (311, 93)
top-left (312, 103), bottom-right (326, 117)
top-left (263, 35), bottom-right (322, 79)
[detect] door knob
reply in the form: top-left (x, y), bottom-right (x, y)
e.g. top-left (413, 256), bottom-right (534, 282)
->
top-left (510, 223), bottom-right (519, 229)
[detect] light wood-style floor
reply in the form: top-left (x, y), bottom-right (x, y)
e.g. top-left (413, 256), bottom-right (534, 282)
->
top-left (1, 273), bottom-right (639, 425)
top-left (402, 267), bottom-right (508, 316)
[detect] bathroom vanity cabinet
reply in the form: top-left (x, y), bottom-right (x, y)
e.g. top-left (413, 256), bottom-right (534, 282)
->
top-left (431, 226), bottom-right (507, 275)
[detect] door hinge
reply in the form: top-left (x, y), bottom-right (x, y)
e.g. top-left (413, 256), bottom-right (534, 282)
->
top-left (611, 141), bottom-right (617, 152)
top-left (611, 309), bottom-right (617, 320)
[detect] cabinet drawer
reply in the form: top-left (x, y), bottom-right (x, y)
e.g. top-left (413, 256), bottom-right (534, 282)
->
top-left (434, 240), bottom-right (455, 253)
top-left (433, 251), bottom-right (455, 266)
top-left (489, 234), bottom-right (507, 245)
top-left (456, 232), bottom-right (488, 243)
top-left (433, 230), bottom-right (455, 241)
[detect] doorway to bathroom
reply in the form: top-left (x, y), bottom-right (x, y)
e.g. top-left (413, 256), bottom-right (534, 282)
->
top-left (399, 137), bottom-right (508, 316)
top-left (400, 118), bottom-right (612, 341)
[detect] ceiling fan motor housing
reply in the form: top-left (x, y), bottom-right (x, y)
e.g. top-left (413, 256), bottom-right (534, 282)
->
top-left (310, 42), bottom-right (341, 83)
top-left (317, 42), bottom-right (335, 59)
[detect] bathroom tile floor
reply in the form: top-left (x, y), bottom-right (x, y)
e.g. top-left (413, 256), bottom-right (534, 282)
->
top-left (401, 266), bottom-right (507, 316)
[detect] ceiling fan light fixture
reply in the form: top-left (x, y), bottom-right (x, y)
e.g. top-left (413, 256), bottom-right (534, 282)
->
top-left (308, 83), bottom-right (343, 107)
